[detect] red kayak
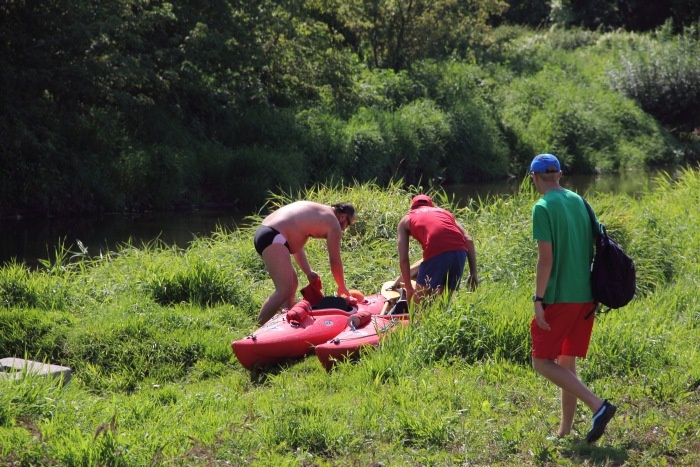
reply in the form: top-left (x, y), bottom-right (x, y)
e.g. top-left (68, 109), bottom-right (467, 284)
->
top-left (315, 313), bottom-right (409, 371)
top-left (232, 295), bottom-right (386, 370)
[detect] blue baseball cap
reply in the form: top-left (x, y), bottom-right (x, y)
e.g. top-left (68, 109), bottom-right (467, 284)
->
top-left (530, 154), bottom-right (561, 173)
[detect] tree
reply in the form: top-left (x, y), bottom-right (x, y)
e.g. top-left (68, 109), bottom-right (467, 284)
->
top-left (549, 0), bottom-right (700, 32)
top-left (333, 0), bottom-right (508, 71)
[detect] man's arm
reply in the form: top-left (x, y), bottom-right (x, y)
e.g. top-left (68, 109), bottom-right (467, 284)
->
top-left (457, 223), bottom-right (478, 290)
top-left (534, 240), bottom-right (553, 330)
top-left (326, 224), bottom-right (349, 296)
top-left (293, 249), bottom-right (318, 282)
top-left (397, 215), bottom-right (415, 301)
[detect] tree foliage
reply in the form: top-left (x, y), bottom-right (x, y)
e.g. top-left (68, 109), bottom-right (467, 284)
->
top-left (0, 0), bottom-right (697, 216)
top-left (333, 0), bottom-right (508, 71)
top-left (498, 0), bottom-right (700, 32)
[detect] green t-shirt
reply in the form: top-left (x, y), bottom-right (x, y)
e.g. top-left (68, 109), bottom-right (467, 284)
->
top-left (532, 189), bottom-right (595, 304)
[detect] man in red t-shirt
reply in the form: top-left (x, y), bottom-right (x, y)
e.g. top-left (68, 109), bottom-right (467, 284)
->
top-left (397, 195), bottom-right (478, 303)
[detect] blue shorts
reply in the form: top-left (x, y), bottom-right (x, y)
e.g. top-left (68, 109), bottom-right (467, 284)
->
top-left (417, 250), bottom-right (467, 291)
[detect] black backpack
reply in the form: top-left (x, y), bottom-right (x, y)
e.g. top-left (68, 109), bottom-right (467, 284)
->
top-left (582, 199), bottom-right (636, 310)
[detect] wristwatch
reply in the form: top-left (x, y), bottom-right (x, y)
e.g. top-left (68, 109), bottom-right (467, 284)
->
top-left (532, 295), bottom-right (544, 302)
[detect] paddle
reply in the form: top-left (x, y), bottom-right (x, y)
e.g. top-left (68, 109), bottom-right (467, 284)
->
top-left (379, 259), bottom-right (423, 314)
top-left (380, 280), bottom-right (401, 301)
top-left (380, 279), bottom-right (417, 314)
top-left (382, 259), bottom-right (422, 295)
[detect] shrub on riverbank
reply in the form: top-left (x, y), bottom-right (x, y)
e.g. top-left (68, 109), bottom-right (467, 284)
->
top-left (1, 172), bottom-right (699, 464)
top-left (606, 22), bottom-right (700, 133)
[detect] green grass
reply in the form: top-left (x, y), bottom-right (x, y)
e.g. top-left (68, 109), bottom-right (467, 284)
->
top-left (1, 174), bottom-right (699, 465)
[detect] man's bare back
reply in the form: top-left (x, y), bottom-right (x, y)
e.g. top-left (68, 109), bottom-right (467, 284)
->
top-left (262, 201), bottom-right (340, 254)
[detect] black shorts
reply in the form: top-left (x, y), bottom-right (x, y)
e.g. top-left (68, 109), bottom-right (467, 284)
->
top-left (253, 225), bottom-right (290, 255)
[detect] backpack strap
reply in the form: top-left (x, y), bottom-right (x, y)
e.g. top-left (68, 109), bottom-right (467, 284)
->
top-left (584, 302), bottom-right (598, 319)
top-left (581, 197), bottom-right (601, 239)
top-left (582, 197), bottom-right (602, 311)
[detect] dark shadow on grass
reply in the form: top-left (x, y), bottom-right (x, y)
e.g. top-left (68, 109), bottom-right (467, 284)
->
top-left (559, 438), bottom-right (629, 465)
top-left (248, 356), bottom-right (309, 385)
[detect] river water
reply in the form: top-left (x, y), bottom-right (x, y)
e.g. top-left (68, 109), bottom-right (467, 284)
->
top-left (0, 169), bottom-right (672, 268)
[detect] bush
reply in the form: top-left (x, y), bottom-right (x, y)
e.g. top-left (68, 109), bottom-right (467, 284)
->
top-left (498, 65), bottom-right (677, 172)
top-left (606, 22), bottom-right (700, 132)
top-left (401, 61), bottom-right (511, 181)
top-left (116, 145), bottom-right (187, 210)
top-left (146, 256), bottom-right (251, 307)
top-left (222, 145), bottom-right (306, 210)
top-left (295, 109), bottom-right (348, 183)
top-left (0, 307), bottom-right (70, 360)
top-left (353, 68), bottom-right (429, 111)
top-left (445, 100), bottom-right (510, 181)
top-left (336, 101), bottom-right (456, 186)
top-left (342, 109), bottom-right (391, 182)
top-left (0, 262), bottom-right (70, 310)
top-left (387, 100), bottom-right (451, 184)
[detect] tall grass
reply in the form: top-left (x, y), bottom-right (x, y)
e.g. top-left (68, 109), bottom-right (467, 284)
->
top-left (1, 176), bottom-right (699, 465)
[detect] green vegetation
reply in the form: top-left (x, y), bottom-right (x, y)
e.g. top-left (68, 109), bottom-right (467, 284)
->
top-left (2, 1), bottom-right (699, 215)
top-left (2, 171), bottom-right (699, 465)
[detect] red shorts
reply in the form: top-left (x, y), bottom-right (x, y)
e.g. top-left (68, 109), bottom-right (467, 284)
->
top-left (530, 302), bottom-right (596, 360)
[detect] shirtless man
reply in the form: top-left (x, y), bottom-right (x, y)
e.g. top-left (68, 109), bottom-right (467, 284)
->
top-left (253, 201), bottom-right (356, 326)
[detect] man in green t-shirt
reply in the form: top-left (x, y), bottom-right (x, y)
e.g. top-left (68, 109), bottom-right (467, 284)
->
top-left (529, 153), bottom-right (616, 444)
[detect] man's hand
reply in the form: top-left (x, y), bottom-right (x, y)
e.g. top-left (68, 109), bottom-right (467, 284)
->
top-left (466, 273), bottom-right (478, 291)
top-left (306, 270), bottom-right (319, 283)
top-left (534, 302), bottom-right (550, 330)
top-left (404, 282), bottom-right (415, 303)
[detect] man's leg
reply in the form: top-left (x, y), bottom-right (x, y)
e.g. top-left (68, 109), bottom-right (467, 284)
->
top-left (415, 252), bottom-right (463, 304)
top-left (258, 244), bottom-right (297, 326)
top-left (412, 282), bottom-right (430, 304)
top-left (556, 355), bottom-right (579, 436)
top-left (532, 357), bottom-right (604, 416)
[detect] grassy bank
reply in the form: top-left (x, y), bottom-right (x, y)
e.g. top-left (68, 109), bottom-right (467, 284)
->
top-left (1, 172), bottom-right (699, 465)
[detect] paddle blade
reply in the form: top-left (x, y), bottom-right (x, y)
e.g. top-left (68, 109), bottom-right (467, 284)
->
top-left (380, 281), bottom-right (400, 300)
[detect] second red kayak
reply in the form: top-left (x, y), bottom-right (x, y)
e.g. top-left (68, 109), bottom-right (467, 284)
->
top-left (315, 313), bottom-right (409, 371)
